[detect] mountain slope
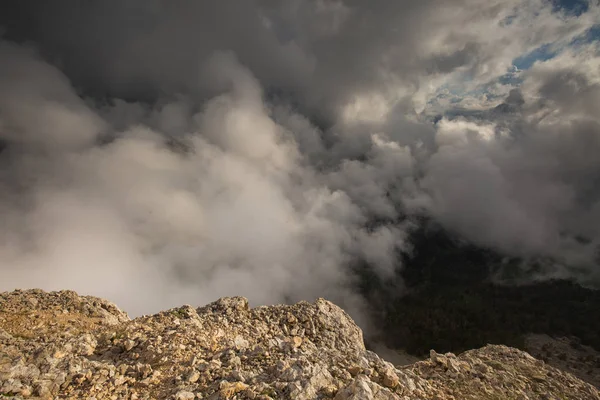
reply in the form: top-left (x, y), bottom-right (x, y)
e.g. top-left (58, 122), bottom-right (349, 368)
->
top-left (1, 289), bottom-right (599, 399)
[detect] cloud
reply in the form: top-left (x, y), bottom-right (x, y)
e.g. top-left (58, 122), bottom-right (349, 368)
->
top-left (421, 40), bottom-right (600, 281)
top-left (0, 41), bottom-right (106, 150)
top-left (0, 44), bottom-right (405, 326)
top-left (0, 0), bottom-right (599, 323)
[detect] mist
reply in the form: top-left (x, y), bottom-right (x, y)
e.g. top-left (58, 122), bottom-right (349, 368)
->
top-left (0, 0), bottom-right (599, 324)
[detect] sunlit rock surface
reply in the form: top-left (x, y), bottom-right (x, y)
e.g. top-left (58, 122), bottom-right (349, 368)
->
top-left (1, 289), bottom-right (598, 399)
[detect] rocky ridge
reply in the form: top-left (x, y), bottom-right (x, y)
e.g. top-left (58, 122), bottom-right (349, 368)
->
top-left (525, 333), bottom-right (600, 388)
top-left (1, 289), bottom-right (599, 399)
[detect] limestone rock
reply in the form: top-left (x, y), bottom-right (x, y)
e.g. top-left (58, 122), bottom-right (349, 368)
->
top-left (1, 289), bottom-right (598, 400)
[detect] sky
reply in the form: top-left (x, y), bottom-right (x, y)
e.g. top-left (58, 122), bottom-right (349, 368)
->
top-left (0, 0), bottom-right (598, 325)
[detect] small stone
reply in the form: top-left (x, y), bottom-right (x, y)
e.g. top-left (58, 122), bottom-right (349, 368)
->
top-left (291, 336), bottom-right (303, 348)
top-left (20, 386), bottom-right (33, 396)
top-left (244, 388), bottom-right (257, 399)
top-left (175, 390), bottom-right (195, 400)
top-left (334, 375), bottom-right (374, 400)
top-left (187, 370), bottom-right (201, 383)
top-left (124, 339), bottom-right (136, 351)
top-left (234, 335), bottom-right (249, 350)
top-left (430, 349), bottom-right (441, 364)
top-left (196, 361), bottom-right (210, 372)
top-left (220, 381), bottom-right (249, 397)
top-left (229, 369), bottom-right (245, 382)
top-left (34, 380), bottom-right (55, 398)
top-left (381, 368), bottom-right (399, 388)
top-left (53, 349), bottom-right (68, 359)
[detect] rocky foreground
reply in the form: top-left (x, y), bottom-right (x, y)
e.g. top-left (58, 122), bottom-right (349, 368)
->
top-left (1, 290), bottom-right (599, 400)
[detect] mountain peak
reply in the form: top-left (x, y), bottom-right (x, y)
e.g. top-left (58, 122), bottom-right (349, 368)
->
top-left (1, 289), bottom-right (598, 399)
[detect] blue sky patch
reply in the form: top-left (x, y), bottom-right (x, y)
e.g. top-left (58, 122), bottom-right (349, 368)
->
top-left (512, 17), bottom-right (599, 71)
top-left (551, 0), bottom-right (589, 16)
top-left (513, 43), bottom-right (557, 70)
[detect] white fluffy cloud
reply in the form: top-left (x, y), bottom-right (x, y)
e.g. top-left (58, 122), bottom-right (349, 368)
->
top-left (0, 45), bottom-right (406, 323)
top-left (421, 39), bottom-right (600, 281)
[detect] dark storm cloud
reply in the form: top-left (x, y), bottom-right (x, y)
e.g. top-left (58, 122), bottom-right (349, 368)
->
top-left (0, 1), bottom-right (313, 101)
top-left (5, 1), bottom-right (592, 116)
